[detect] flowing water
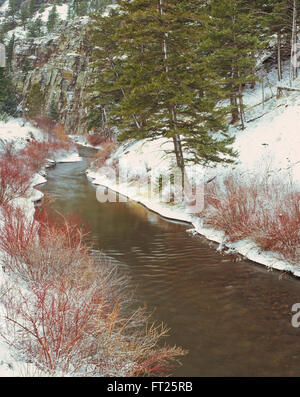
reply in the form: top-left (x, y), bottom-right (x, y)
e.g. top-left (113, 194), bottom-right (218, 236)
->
top-left (39, 146), bottom-right (300, 377)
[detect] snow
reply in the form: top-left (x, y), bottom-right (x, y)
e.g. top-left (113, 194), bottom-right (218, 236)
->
top-left (36, 4), bottom-right (69, 23)
top-left (69, 134), bottom-right (103, 150)
top-left (0, 0), bottom-right (8, 12)
top-left (102, 3), bottom-right (119, 17)
top-left (87, 62), bottom-right (300, 279)
top-left (5, 26), bottom-right (27, 41)
top-left (0, 117), bottom-right (82, 376)
top-left (0, 2), bottom-right (69, 42)
top-left (0, 118), bottom-right (44, 150)
top-left (55, 151), bottom-right (82, 163)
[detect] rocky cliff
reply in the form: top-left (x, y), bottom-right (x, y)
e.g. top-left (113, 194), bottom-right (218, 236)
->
top-left (11, 17), bottom-right (93, 135)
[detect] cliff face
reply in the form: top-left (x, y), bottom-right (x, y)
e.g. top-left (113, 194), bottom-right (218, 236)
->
top-left (11, 17), bottom-right (93, 135)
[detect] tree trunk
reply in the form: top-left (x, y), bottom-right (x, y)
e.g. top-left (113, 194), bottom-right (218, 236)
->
top-left (171, 106), bottom-right (185, 172)
top-left (277, 32), bottom-right (282, 82)
top-left (290, 0), bottom-right (297, 86)
top-left (230, 95), bottom-right (239, 124)
top-left (158, 0), bottom-right (185, 173)
top-left (108, 56), bottom-right (141, 129)
top-left (237, 67), bottom-right (245, 129)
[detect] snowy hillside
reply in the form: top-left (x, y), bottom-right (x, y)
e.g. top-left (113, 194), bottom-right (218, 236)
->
top-left (0, 0), bottom-right (115, 42)
top-left (0, 1), bottom-right (69, 41)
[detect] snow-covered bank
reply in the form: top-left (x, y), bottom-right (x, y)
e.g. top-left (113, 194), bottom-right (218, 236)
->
top-left (87, 164), bottom-right (300, 279)
top-left (87, 66), bottom-right (300, 279)
top-left (0, 117), bottom-right (82, 203)
top-left (0, 118), bottom-right (82, 376)
top-left (69, 134), bottom-right (103, 150)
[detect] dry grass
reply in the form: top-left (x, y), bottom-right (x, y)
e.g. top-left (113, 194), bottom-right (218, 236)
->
top-left (0, 207), bottom-right (186, 376)
top-left (91, 140), bottom-right (116, 169)
top-left (201, 171), bottom-right (300, 262)
top-left (0, 157), bottom-right (34, 204)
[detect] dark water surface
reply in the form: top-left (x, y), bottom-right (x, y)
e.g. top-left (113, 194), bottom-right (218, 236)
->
top-left (39, 147), bottom-right (300, 377)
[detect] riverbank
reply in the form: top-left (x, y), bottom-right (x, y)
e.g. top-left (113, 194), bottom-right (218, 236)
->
top-left (0, 121), bottom-right (186, 377)
top-left (86, 64), bottom-right (300, 279)
top-left (35, 147), bottom-right (300, 377)
top-left (87, 164), bottom-right (300, 278)
top-left (0, 118), bottom-right (82, 376)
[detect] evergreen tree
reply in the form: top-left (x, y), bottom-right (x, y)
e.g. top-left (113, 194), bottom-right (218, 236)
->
top-left (20, 3), bottom-right (30, 29)
top-left (8, 0), bottom-right (21, 18)
top-left (28, 0), bottom-right (37, 16)
top-left (73, 0), bottom-right (88, 16)
top-left (22, 58), bottom-right (33, 73)
top-left (47, 5), bottom-right (59, 32)
top-left (86, 8), bottom-right (123, 132)
top-left (88, 1), bottom-right (236, 171)
top-left (49, 99), bottom-right (59, 122)
top-left (67, 3), bottom-right (73, 19)
top-left (24, 83), bottom-right (44, 118)
top-left (0, 67), bottom-right (17, 116)
top-left (6, 33), bottom-right (14, 71)
top-left (39, 3), bottom-right (46, 14)
top-left (28, 17), bottom-right (43, 37)
top-left (0, 19), bottom-right (17, 36)
top-left (204, 0), bottom-right (262, 128)
top-left (259, 0), bottom-right (300, 83)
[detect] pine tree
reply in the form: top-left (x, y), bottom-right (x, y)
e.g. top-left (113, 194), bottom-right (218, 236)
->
top-left (260, 0), bottom-right (300, 84)
top-left (6, 33), bottom-right (14, 71)
top-left (28, 0), bottom-right (37, 16)
top-left (86, 7), bottom-right (123, 132)
top-left (24, 83), bottom-right (44, 118)
top-left (66, 2), bottom-right (72, 19)
top-left (8, 0), bottom-right (21, 18)
top-left (204, 0), bottom-right (261, 128)
top-left (49, 99), bottom-right (59, 122)
top-left (88, 1), bottom-right (236, 172)
top-left (22, 58), bottom-right (33, 73)
top-left (39, 3), bottom-right (46, 14)
top-left (0, 67), bottom-right (17, 116)
top-left (20, 3), bottom-right (30, 29)
top-left (28, 17), bottom-right (43, 37)
top-left (47, 5), bottom-right (59, 32)
top-left (73, 0), bottom-right (88, 16)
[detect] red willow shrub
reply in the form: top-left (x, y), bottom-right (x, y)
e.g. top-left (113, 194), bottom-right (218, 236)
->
top-left (33, 117), bottom-right (72, 146)
top-left (87, 127), bottom-right (116, 147)
top-left (33, 116), bottom-right (56, 136)
top-left (0, 207), bottom-right (186, 375)
top-left (1, 279), bottom-right (112, 375)
top-left (0, 204), bottom-right (39, 260)
top-left (35, 207), bottom-right (90, 252)
top-left (87, 134), bottom-right (103, 147)
top-left (92, 140), bottom-right (116, 169)
top-left (1, 275), bottom-right (186, 376)
top-left (0, 206), bottom-right (90, 283)
top-left (0, 155), bottom-right (34, 204)
top-left (202, 172), bottom-right (300, 261)
top-left (19, 141), bottom-right (50, 172)
top-left (19, 140), bottom-right (73, 172)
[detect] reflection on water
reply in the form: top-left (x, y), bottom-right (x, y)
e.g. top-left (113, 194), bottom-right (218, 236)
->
top-left (39, 146), bottom-right (300, 377)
